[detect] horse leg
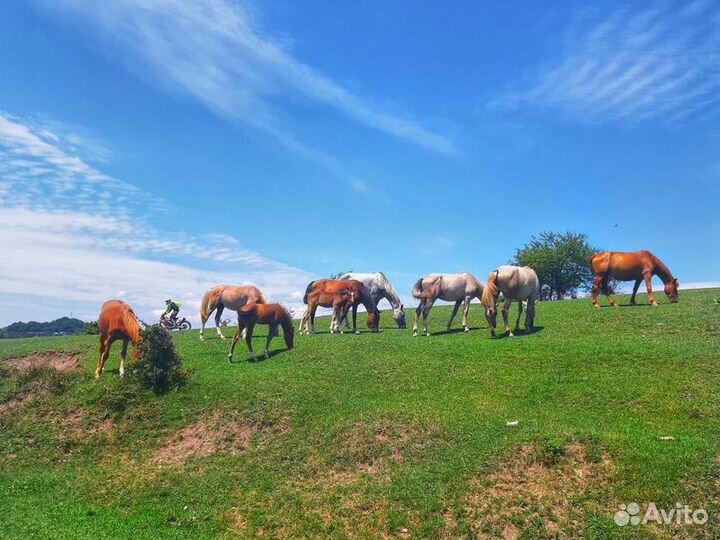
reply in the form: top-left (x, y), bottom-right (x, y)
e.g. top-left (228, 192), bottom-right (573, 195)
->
top-left (630, 279), bottom-right (642, 305)
top-left (264, 325), bottom-right (275, 358)
top-left (462, 296), bottom-right (471, 332)
top-left (515, 300), bottom-right (524, 331)
top-left (299, 307), bottom-right (308, 335)
top-left (245, 322), bottom-right (256, 361)
top-left (413, 300), bottom-right (424, 337)
top-left (447, 300), bottom-right (461, 331)
top-left (215, 304), bottom-right (226, 339)
top-left (525, 298), bottom-right (536, 329)
top-left (600, 276), bottom-right (617, 307)
top-left (119, 338), bottom-right (129, 377)
top-left (353, 304), bottom-right (360, 335)
top-left (310, 305), bottom-right (318, 335)
top-left (644, 272), bottom-right (658, 306)
top-left (96, 334), bottom-right (111, 378)
top-left (329, 305), bottom-right (337, 334)
top-left (502, 296), bottom-right (513, 336)
top-left (591, 274), bottom-right (604, 308)
top-left (344, 302), bottom-right (352, 329)
top-left (228, 321), bottom-right (244, 362)
top-left (422, 300), bottom-right (435, 337)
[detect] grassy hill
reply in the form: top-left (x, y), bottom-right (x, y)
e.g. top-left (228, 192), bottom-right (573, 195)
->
top-left (1, 289), bottom-right (719, 539)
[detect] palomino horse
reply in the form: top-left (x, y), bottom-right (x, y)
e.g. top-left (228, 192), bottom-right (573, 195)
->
top-left (97, 299), bottom-right (142, 378)
top-left (228, 303), bottom-right (295, 362)
top-left (199, 284), bottom-right (267, 340)
top-left (411, 273), bottom-right (484, 336)
top-left (590, 251), bottom-right (679, 307)
top-left (481, 265), bottom-right (540, 337)
top-left (338, 272), bottom-right (406, 328)
top-left (300, 279), bottom-right (379, 335)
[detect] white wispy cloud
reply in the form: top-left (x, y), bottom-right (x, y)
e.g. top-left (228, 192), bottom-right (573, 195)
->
top-left (38, 0), bottom-right (454, 156)
top-left (0, 113), bottom-right (312, 326)
top-left (490, 1), bottom-right (720, 122)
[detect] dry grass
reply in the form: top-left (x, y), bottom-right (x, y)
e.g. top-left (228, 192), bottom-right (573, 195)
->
top-left (5, 352), bottom-right (81, 372)
top-left (463, 442), bottom-right (614, 539)
top-left (153, 412), bottom-right (261, 466)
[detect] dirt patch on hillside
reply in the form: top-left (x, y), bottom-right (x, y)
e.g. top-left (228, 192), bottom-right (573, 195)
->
top-left (5, 352), bottom-right (82, 372)
top-left (0, 391), bottom-right (38, 416)
top-left (322, 419), bottom-right (442, 485)
top-left (153, 413), bottom-right (262, 466)
top-left (52, 408), bottom-right (113, 441)
top-left (463, 442), bottom-right (614, 539)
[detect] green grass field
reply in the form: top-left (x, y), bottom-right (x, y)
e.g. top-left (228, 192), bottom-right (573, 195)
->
top-left (1, 289), bottom-right (719, 539)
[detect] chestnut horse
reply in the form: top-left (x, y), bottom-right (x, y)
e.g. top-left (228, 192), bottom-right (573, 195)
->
top-left (228, 303), bottom-right (295, 361)
top-left (590, 251), bottom-right (679, 307)
top-left (199, 284), bottom-right (267, 340)
top-left (97, 299), bottom-right (142, 378)
top-left (300, 279), bottom-right (379, 335)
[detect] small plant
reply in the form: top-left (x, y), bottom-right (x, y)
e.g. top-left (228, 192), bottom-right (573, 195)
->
top-left (536, 437), bottom-right (566, 467)
top-left (132, 325), bottom-right (192, 395)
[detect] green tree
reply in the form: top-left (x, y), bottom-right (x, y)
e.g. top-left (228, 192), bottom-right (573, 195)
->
top-left (513, 231), bottom-right (604, 300)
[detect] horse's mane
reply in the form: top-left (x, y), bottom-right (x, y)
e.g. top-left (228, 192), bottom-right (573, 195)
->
top-left (651, 253), bottom-right (674, 282)
top-left (482, 270), bottom-right (500, 306)
top-left (276, 305), bottom-right (295, 331)
top-left (123, 306), bottom-right (142, 343)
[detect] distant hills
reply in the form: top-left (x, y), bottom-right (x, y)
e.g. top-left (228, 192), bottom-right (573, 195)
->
top-left (0, 317), bottom-right (85, 339)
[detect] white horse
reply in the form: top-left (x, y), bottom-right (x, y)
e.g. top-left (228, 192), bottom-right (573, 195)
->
top-left (338, 272), bottom-right (406, 328)
top-left (411, 273), bottom-right (484, 336)
top-left (481, 265), bottom-right (540, 337)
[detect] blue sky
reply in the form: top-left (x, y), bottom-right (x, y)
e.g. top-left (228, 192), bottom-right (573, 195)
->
top-left (1, 0), bottom-right (718, 326)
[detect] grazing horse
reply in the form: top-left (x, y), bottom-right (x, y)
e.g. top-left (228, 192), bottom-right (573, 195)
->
top-left (97, 299), bottom-right (142, 378)
top-left (411, 273), bottom-right (484, 336)
top-left (199, 284), bottom-right (267, 340)
top-left (228, 303), bottom-right (295, 362)
top-left (338, 272), bottom-right (406, 328)
top-left (590, 251), bottom-right (679, 307)
top-left (300, 279), bottom-right (379, 335)
top-left (481, 266), bottom-right (540, 337)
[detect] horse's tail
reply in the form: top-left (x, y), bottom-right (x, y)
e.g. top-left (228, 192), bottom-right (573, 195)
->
top-left (482, 270), bottom-right (500, 306)
top-left (411, 278), bottom-right (425, 299)
top-left (303, 280), bottom-right (316, 304)
top-left (200, 288), bottom-right (216, 324)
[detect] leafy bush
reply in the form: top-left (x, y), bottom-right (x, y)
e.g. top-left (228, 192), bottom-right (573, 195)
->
top-left (132, 325), bottom-right (192, 395)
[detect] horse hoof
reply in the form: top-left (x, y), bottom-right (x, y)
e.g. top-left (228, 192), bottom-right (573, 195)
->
top-left (94, 372), bottom-right (101, 379)
top-left (651, 302), bottom-right (658, 307)
top-left (508, 332), bottom-right (514, 338)
top-left (412, 332), bottom-right (418, 337)
top-left (464, 327), bottom-right (469, 333)
top-left (355, 331), bottom-right (360, 335)
top-left (592, 304), bottom-right (600, 309)
top-left (425, 332), bottom-right (430, 337)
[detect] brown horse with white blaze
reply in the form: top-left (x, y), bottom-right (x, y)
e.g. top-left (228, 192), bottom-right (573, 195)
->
top-left (97, 299), bottom-right (142, 378)
top-left (590, 251), bottom-right (679, 307)
top-left (199, 284), bottom-right (267, 340)
top-left (228, 303), bottom-right (295, 362)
